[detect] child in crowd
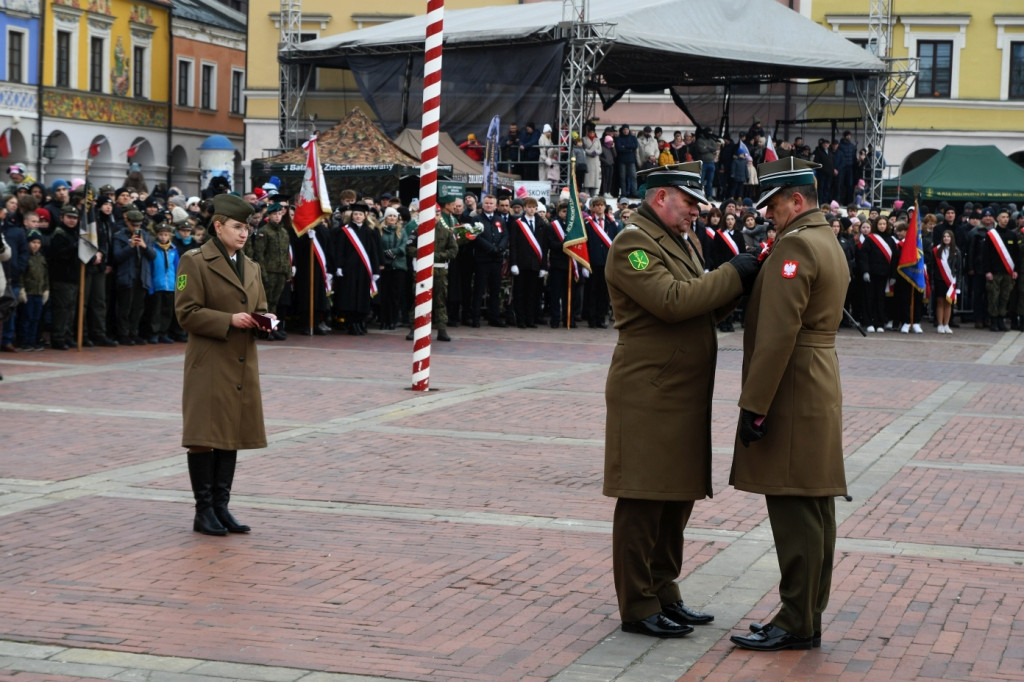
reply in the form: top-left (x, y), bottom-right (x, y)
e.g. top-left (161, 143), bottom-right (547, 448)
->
top-left (148, 223), bottom-right (180, 343)
top-left (17, 230), bottom-right (48, 350)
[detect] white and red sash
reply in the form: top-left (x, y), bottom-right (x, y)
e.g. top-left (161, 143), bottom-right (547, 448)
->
top-left (516, 218), bottom-right (544, 262)
top-left (717, 229), bottom-right (739, 256)
top-left (933, 245), bottom-right (957, 303)
top-left (867, 233), bottom-right (892, 262)
top-left (987, 229), bottom-right (1015, 275)
top-left (343, 225), bottom-right (378, 296)
top-left (309, 230), bottom-right (329, 291)
top-left (705, 225), bottom-right (716, 241)
top-left (586, 216), bottom-right (613, 248)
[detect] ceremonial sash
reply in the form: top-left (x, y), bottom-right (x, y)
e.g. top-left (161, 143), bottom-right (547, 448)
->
top-left (343, 225), bottom-right (378, 296)
top-left (717, 229), bottom-right (739, 256)
top-left (987, 229), bottom-right (1015, 275)
top-left (587, 216), bottom-right (613, 248)
top-left (933, 246), bottom-right (957, 303)
top-left (705, 225), bottom-right (716, 240)
top-left (516, 218), bottom-right (544, 262)
top-left (309, 230), bottom-right (329, 291)
top-left (867, 233), bottom-right (892, 262)
top-left (551, 220), bottom-right (579, 279)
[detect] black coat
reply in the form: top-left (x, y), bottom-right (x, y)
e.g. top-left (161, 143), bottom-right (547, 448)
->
top-left (509, 215), bottom-right (549, 271)
top-left (330, 222), bottom-right (381, 315)
top-left (473, 212), bottom-right (509, 264)
top-left (857, 232), bottom-right (897, 278)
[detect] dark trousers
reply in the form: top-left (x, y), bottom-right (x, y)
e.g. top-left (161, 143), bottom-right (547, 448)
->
top-left (472, 260), bottom-right (502, 323)
top-left (84, 268), bottom-right (108, 340)
top-left (261, 273), bottom-right (288, 317)
top-left (378, 268), bottom-right (405, 327)
top-left (586, 265), bottom-right (609, 325)
top-left (987, 272), bottom-right (1014, 317)
top-left (612, 498), bottom-right (694, 622)
top-left (16, 294), bottom-right (42, 346)
top-left (765, 495), bottom-right (836, 639)
top-left (50, 281), bottom-right (78, 344)
top-left (971, 271), bottom-right (989, 323)
top-left (150, 290), bottom-right (174, 336)
top-left (512, 271), bottom-right (541, 326)
top-left (548, 268), bottom-right (569, 325)
top-left (116, 280), bottom-right (147, 338)
top-left (865, 275), bottom-right (888, 328)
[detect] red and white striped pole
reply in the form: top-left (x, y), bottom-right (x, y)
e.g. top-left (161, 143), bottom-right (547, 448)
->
top-left (412, 0), bottom-right (444, 391)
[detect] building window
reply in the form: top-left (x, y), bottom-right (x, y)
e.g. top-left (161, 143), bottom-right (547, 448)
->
top-left (200, 63), bottom-right (216, 110)
top-left (133, 46), bottom-right (145, 97)
top-left (177, 59), bottom-right (192, 106)
top-left (916, 40), bottom-right (952, 98)
top-left (7, 30), bottom-right (24, 83)
top-left (230, 69), bottom-right (244, 114)
top-left (89, 36), bottom-right (104, 92)
top-left (1011, 43), bottom-right (1024, 101)
top-left (844, 39), bottom-right (869, 96)
top-left (56, 31), bottom-right (71, 87)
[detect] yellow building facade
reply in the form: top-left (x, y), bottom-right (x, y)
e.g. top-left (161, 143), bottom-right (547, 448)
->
top-left (42, 0), bottom-right (172, 188)
top-left (809, 0), bottom-right (1024, 172)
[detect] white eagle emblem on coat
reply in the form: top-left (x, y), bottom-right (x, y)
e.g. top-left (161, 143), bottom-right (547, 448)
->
top-left (782, 260), bottom-right (798, 279)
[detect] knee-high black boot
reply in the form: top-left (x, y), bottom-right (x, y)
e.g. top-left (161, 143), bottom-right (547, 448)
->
top-left (212, 449), bottom-right (251, 533)
top-left (188, 452), bottom-right (228, 536)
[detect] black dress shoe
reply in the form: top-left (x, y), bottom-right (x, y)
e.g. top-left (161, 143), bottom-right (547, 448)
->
top-left (621, 613), bottom-right (693, 639)
top-left (662, 600), bottom-right (714, 625)
top-left (749, 622), bottom-right (820, 647)
top-left (471, 320), bottom-right (481, 328)
top-left (437, 330), bottom-right (451, 342)
top-left (489, 320), bottom-right (507, 328)
top-left (405, 330), bottom-right (414, 340)
top-left (730, 623), bottom-right (813, 651)
top-left (95, 337), bottom-right (119, 347)
top-left (51, 341), bottom-right (69, 350)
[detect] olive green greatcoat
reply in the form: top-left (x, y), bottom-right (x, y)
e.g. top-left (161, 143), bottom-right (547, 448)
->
top-left (603, 204), bottom-right (743, 501)
top-left (730, 209), bottom-right (849, 497)
top-left (175, 239), bottom-right (269, 450)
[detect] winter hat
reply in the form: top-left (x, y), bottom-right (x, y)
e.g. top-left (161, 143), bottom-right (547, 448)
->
top-left (51, 179), bottom-right (69, 192)
top-left (384, 206), bottom-right (400, 219)
top-left (26, 229), bottom-right (42, 242)
top-left (35, 208), bottom-right (51, 222)
top-left (170, 206), bottom-right (190, 226)
top-left (542, 123), bottom-right (552, 133)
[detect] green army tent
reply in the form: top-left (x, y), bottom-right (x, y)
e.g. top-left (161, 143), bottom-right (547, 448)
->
top-left (896, 145), bottom-right (1024, 203)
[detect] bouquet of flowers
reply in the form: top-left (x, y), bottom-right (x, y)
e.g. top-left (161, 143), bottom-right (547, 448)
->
top-left (454, 221), bottom-right (484, 245)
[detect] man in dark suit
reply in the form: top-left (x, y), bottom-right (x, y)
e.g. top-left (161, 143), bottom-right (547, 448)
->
top-left (470, 194), bottom-right (509, 327)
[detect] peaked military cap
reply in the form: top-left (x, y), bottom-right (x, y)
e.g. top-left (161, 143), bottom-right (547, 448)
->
top-left (637, 161), bottom-right (708, 204)
top-left (755, 157), bottom-right (821, 208)
top-left (212, 193), bottom-right (254, 224)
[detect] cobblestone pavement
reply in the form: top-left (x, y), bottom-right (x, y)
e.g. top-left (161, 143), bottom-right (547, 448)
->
top-left (2, 322), bottom-right (1024, 681)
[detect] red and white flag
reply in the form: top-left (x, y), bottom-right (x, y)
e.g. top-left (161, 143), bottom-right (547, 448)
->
top-left (89, 136), bottom-right (107, 158)
top-left (0, 129), bottom-right (10, 158)
top-left (126, 143), bottom-right (140, 159)
top-left (292, 136), bottom-right (333, 237)
top-left (764, 134), bottom-right (778, 163)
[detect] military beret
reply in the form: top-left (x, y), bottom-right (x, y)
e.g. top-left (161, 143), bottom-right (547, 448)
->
top-left (125, 209), bottom-right (145, 223)
top-left (266, 202), bottom-right (284, 214)
top-left (636, 161), bottom-right (708, 204)
top-left (212, 193), bottom-right (255, 224)
top-left (755, 157), bottom-right (821, 209)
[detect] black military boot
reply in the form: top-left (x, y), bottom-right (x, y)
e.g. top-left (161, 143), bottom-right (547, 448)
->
top-left (999, 317), bottom-right (1010, 332)
top-left (187, 452), bottom-right (228, 536)
top-left (212, 450), bottom-right (251, 533)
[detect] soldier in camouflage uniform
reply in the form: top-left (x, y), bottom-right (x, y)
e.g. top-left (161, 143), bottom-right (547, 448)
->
top-left (406, 192), bottom-right (460, 342)
top-left (252, 203), bottom-right (292, 339)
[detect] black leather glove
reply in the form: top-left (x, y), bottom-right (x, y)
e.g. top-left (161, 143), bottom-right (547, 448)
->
top-left (738, 409), bottom-right (767, 447)
top-left (728, 253), bottom-right (760, 295)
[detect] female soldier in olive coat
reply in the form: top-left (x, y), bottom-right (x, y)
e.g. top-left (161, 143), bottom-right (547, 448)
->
top-left (175, 193), bottom-right (271, 536)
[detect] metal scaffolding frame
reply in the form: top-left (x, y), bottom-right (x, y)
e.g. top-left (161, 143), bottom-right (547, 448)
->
top-left (856, 0), bottom-right (917, 207)
top-left (555, 0), bottom-right (614, 185)
top-left (279, 0), bottom-right (313, 152)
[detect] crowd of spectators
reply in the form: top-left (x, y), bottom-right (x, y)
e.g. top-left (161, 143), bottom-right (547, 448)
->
top-left (3, 152), bottom-right (1021, 370)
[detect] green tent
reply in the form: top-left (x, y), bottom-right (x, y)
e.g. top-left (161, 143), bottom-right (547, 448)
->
top-left (896, 145), bottom-right (1024, 202)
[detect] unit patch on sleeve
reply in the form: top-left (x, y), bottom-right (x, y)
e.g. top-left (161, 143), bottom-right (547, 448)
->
top-left (627, 250), bottom-right (650, 271)
top-left (176, 274), bottom-right (188, 291)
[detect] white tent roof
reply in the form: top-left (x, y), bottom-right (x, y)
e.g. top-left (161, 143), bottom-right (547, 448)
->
top-left (289, 0), bottom-right (883, 86)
